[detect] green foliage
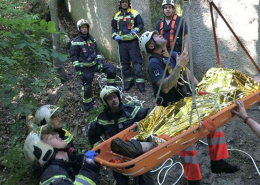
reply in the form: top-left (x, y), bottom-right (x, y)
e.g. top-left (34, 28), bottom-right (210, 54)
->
top-left (0, 16), bottom-right (67, 116)
top-left (0, 121), bottom-right (35, 185)
top-left (87, 105), bottom-right (105, 123)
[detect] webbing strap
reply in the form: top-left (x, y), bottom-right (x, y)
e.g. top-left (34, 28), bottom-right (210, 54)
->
top-left (159, 14), bottom-right (178, 49)
top-left (169, 14), bottom-right (178, 48)
top-left (209, 1), bottom-right (260, 72)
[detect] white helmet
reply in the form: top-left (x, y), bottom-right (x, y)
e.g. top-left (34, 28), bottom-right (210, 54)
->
top-left (24, 126), bottom-right (54, 167)
top-left (139, 31), bottom-right (159, 55)
top-left (76, 19), bottom-right (89, 31)
top-left (100, 86), bottom-right (121, 107)
top-left (35, 105), bottom-right (60, 126)
top-left (162, 0), bottom-right (175, 7)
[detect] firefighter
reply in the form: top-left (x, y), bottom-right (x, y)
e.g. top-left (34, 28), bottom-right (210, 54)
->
top-left (70, 19), bottom-right (116, 111)
top-left (155, 0), bottom-right (188, 59)
top-left (111, 0), bottom-right (145, 92)
top-left (24, 126), bottom-right (100, 185)
top-left (88, 86), bottom-right (155, 185)
top-left (33, 105), bottom-right (76, 178)
top-left (137, 31), bottom-right (239, 185)
top-left (35, 105), bottom-right (75, 153)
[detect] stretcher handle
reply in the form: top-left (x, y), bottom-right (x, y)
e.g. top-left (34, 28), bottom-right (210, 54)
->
top-left (198, 91), bottom-right (208, 95)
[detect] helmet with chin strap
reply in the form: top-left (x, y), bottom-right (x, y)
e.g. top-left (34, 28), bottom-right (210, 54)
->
top-left (139, 31), bottom-right (159, 55)
top-left (162, 0), bottom-right (175, 7)
top-left (100, 86), bottom-right (121, 107)
top-left (76, 19), bottom-right (90, 31)
top-left (24, 125), bottom-right (68, 167)
top-left (24, 125), bottom-right (54, 167)
top-left (35, 105), bottom-right (60, 126)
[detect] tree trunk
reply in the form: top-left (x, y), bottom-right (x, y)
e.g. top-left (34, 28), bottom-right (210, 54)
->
top-left (50, 0), bottom-right (67, 83)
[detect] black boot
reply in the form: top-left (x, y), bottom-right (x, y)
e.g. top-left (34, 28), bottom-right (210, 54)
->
top-left (188, 180), bottom-right (200, 185)
top-left (111, 138), bottom-right (143, 158)
top-left (136, 83), bottom-right (145, 93)
top-left (124, 81), bottom-right (134, 91)
top-left (211, 159), bottom-right (240, 173)
top-left (83, 102), bottom-right (93, 112)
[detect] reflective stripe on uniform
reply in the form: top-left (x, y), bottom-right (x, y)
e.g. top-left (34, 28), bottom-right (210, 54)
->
top-left (71, 41), bottom-right (86, 45)
top-left (207, 127), bottom-right (229, 160)
top-left (107, 78), bottom-right (115, 83)
top-left (179, 145), bottom-right (202, 181)
top-left (131, 106), bottom-right (140, 118)
top-left (82, 61), bottom-right (97, 67)
top-left (135, 78), bottom-right (144, 83)
top-left (96, 54), bottom-right (102, 59)
top-left (40, 175), bottom-right (72, 185)
top-left (125, 77), bottom-right (134, 82)
top-left (64, 133), bottom-right (73, 144)
top-left (98, 119), bottom-right (115, 125)
top-left (83, 97), bottom-right (92, 104)
top-left (75, 175), bottom-right (95, 185)
top-left (73, 61), bottom-right (80, 67)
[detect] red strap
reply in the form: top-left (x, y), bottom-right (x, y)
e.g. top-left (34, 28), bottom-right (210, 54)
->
top-left (202, 118), bottom-right (216, 133)
top-left (160, 21), bottom-right (164, 35)
top-left (169, 14), bottom-right (177, 48)
top-left (127, 18), bottom-right (132, 30)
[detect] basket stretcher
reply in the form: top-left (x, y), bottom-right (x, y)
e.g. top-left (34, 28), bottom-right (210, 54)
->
top-left (92, 90), bottom-right (260, 176)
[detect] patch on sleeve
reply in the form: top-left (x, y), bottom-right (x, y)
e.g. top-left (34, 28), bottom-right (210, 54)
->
top-left (154, 70), bottom-right (160, 77)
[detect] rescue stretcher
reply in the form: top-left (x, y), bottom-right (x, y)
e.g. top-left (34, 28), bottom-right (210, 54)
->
top-left (92, 90), bottom-right (260, 176)
top-left (93, 0), bottom-right (260, 177)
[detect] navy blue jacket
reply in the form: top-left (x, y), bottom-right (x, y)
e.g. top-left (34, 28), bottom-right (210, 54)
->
top-left (69, 33), bottom-right (103, 78)
top-left (39, 155), bottom-right (99, 185)
top-left (88, 104), bottom-right (149, 147)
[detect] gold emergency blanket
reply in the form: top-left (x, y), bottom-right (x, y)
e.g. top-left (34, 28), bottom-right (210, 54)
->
top-left (137, 68), bottom-right (260, 140)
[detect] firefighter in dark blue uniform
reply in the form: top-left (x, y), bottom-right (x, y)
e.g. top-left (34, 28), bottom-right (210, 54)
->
top-left (139, 30), bottom-right (239, 185)
top-left (111, 0), bottom-right (145, 92)
top-left (24, 126), bottom-right (100, 185)
top-left (155, 0), bottom-right (188, 59)
top-left (88, 86), bottom-right (155, 185)
top-left (70, 19), bottom-right (116, 111)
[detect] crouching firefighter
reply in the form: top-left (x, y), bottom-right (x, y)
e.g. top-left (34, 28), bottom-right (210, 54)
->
top-left (88, 86), bottom-right (155, 185)
top-left (24, 126), bottom-right (100, 185)
top-left (70, 19), bottom-right (116, 111)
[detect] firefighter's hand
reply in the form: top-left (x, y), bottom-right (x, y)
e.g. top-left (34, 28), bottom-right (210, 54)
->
top-left (115, 35), bottom-right (121, 41)
top-left (176, 51), bottom-right (189, 68)
top-left (231, 100), bottom-right (248, 121)
top-left (131, 29), bottom-right (137, 35)
top-left (84, 150), bottom-right (98, 163)
top-left (97, 59), bottom-right (103, 71)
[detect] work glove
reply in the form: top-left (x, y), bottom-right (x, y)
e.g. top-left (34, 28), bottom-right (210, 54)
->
top-left (84, 150), bottom-right (98, 163)
top-left (114, 35), bottom-right (121, 41)
top-left (131, 29), bottom-right (137, 35)
top-left (97, 59), bottom-right (103, 71)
